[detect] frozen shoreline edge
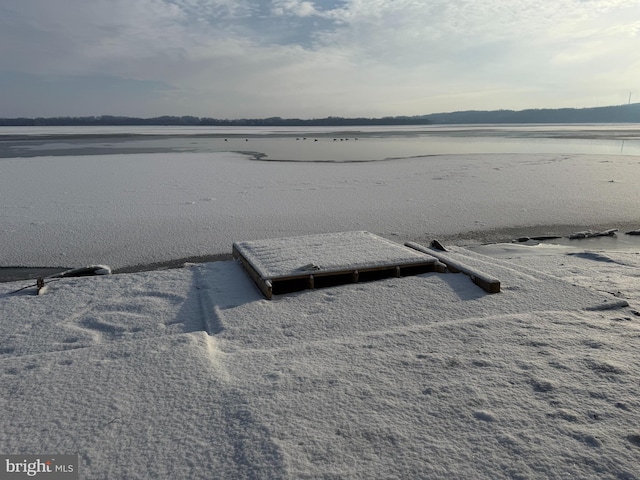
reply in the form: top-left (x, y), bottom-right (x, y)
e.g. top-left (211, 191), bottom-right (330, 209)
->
top-left (3, 222), bottom-right (640, 283)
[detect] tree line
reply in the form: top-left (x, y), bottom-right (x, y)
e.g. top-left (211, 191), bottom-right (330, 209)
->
top-left (0, 115), bottom-right (432, 127)
top-left (1, 104), bottom-right (638, 126)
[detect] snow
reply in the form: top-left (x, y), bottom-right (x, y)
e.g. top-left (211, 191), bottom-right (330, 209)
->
top-left (2, 243), bottom-right (640, 478)
top-left (2, 136), bottom-right (640, 478)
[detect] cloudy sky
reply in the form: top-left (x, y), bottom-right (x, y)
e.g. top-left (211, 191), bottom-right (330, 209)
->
top-left (1, 0), bottom-right (638, 118)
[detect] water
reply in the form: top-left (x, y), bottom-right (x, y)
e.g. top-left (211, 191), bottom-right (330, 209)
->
top-left (2, 124), bottom-right (640, 161)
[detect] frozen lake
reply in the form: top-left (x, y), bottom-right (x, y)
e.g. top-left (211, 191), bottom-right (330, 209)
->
top-left (2, 124), bottom-right (640, 160)
top-left (1, 124), bottom-right (639, 272)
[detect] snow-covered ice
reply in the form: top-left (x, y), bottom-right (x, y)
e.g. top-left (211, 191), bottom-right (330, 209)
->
top-left (2, 151), bottom-right (640, 269)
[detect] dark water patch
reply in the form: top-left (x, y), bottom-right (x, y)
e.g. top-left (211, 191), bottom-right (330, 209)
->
top-left (0, 266), bottom-right (70, 283)
top-left (0, 254), bottom-right (233, 283)
top-left (112, 253), bottom-right (233, 275)
top-left (462, 222), bottom-right (640, 250)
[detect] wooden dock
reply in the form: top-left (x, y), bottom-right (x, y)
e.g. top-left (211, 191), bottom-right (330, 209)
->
top-left (405, 242), bottom-right (501, 293)
top-left (232, 231), bottom-right (438, 299)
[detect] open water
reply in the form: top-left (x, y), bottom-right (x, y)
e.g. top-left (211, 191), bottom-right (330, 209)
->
top-left (2, 124), bottom-right (640, 161)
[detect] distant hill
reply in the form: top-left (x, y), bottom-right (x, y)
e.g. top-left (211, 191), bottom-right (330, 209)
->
top-left (1, 104), bottom-right (639, 126)
top-left (423, 103), bottom-right (640, 124)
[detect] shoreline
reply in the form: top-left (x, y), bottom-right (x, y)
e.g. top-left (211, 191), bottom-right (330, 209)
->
top-left (3, 223), bottom-right (639, 283)
top-left (0, 253), bottom-right (234, 283)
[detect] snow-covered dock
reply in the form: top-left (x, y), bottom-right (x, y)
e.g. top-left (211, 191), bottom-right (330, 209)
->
top-left (232, 231), bottom-right (439, 298)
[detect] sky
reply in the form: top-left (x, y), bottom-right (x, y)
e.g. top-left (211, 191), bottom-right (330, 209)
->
top-left (1, 0), bottom-right (639, 118)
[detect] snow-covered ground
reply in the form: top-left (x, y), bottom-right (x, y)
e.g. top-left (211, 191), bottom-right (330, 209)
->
top-left (2, 137), bottom-right (640, 478)
top-left (1, 242), bottom-right (639, 478)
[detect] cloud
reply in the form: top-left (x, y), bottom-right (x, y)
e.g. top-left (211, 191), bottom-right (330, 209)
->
top-left (272, 0), bottom-right (321, 17)
top-left (0, 0), bottom-right (638, 117)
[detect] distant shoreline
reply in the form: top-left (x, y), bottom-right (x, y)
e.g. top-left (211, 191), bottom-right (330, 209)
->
top-left (1, 103), bottom-right (639, 126)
